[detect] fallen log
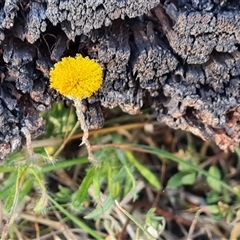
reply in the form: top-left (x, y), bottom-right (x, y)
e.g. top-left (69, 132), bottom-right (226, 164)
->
top-left (0, 0), bottom-right (240, 160)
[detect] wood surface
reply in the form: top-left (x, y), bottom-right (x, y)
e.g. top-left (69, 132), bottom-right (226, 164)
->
top-left (0, 0), bottom-right (239, 159)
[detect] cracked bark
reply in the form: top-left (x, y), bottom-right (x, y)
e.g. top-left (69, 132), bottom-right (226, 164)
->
top-left (0, 0), bottom-right (240, 160)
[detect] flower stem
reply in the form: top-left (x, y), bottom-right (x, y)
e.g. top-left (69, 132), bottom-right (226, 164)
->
top-left (74, 99), bottom-right (95, 163)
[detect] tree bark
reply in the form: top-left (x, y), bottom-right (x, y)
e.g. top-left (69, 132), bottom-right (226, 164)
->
top-left (0, 0), bottom-right (240, 160)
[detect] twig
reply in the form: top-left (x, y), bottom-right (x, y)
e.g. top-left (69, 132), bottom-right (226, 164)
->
top-left (187, 209), bottom-right (203, 240)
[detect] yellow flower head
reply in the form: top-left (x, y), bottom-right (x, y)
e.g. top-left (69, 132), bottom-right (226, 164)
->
top-left (49, 54), bottom-right (103, 99)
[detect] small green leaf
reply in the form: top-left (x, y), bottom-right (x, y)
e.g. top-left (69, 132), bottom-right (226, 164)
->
top-left (206, 205), bottom-right (220, 214)
top-left (18, 179), bottom-right (34, 204)
top-left (116, 149), bottom-right (137, 200)
top-left (84, 195), bottom-right (114, 219)
top-left (206, 166), bottom-right (221, 192)
top-left (0, 173), bottom-right (16, 200)
top-left (181, 172), bottom-right (196, 185)
top-left (34, 193), bottom-right (48, 213)
top-left (112, 181), bottom-right (121, 199)
top-left (145, 208), bottom-right (165, 234)
top-left (125, 151), bottom-right (161, 189)
top-left (71, 168), bottom-right (94, 210)
top-left (123, 173), bottom-right (134, 197)
top-left (179, 161), bottom-right (194, 172)
top-left (206, 191), bottom-right (220, 204)
top-left (4, 166), bottom-right (28, 213)
top-left (113, 167), bottom-right (127, 182)
top-left (55, 186), bottom-right (72, 203)
top-left (222, 191), bottom-right (231, 203)
top-left (3, 186), bottom-right (16, 213)
top-left (167, 172), bottom-right (186, 188)
top-left (107, 163), bottom-right (115, 197)
top-left (110, 165), bottom-right (126, 199)
top-left (92, 167), bottom-right (101, 201)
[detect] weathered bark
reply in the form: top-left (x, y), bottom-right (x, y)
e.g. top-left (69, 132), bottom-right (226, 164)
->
top-left (0, 0), bottom-right (240, 160)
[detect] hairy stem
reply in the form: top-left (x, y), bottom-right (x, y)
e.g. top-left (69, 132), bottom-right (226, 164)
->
top-left (74, 99), bottom-right (95, 163)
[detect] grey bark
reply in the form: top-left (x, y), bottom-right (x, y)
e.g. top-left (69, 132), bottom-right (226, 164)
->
top-left (0, 0), bottom-right (240, 160)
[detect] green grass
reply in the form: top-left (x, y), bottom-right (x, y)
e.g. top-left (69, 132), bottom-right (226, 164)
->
top-left (0, 103), bottom-right (240, 239)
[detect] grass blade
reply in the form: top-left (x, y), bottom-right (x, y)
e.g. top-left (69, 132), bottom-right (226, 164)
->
top-left (49, 196), bottom-right (104, 240)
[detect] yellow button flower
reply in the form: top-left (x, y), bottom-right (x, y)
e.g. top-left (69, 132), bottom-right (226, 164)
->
top-left (49, 54), bottom-right (103, 163)
top-left (49, 54), bottom-right (103, 99)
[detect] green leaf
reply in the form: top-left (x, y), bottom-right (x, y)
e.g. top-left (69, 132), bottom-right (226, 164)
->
top-left (84, 195), bottom-right (114, 219)
top-left (167, 172), bottom-right (186, 188)
top-left (92, 167), bottom-right (101, 201)
top-left (145, 208), bottom-right (165, 233)
top-left (206, 205), bottom-right (220, 214)
top-left (167, 172), bottom-right (196, 187)
top-left (34, 193), bottom-right (48, 213)
top-left (106, 158), bottom-right (123, 199)
top-left (0, 172), bottom-right (17, 200)
top-left (206, 166), bottom-right (221, 192)
top-left (112, 181), bottom-right (121, 199)
top-left (207, 191), bottom-right (220, 204)
top-left (4, 166), bottom-right (28, 213)
top-left (18, 179), bottom-right (34, 204)
top-left (71, 167), bottom-right (94, 210)
top-left (55, 186), bottom-right (72, 203)
top-left (123, 172), bottom-right (134, 197)
top-left (5, 151), bottom-right (26, 165)
top-left (113, 167), bottom-right (127, 182)
top-left (179, 161), bottom-right (194, 172)
top-left (222, 191), bottom-right (231, 203)
top-left (3, 185), bottom-right (16, 213)
top-left (107, 163), bottom-right (115, 198)
top-left (125, 151), bottom-right (161, 189)
top-left (115, 149), bottom-right (138, 200)
top-left (181, 172), bottom-right (196, 185)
